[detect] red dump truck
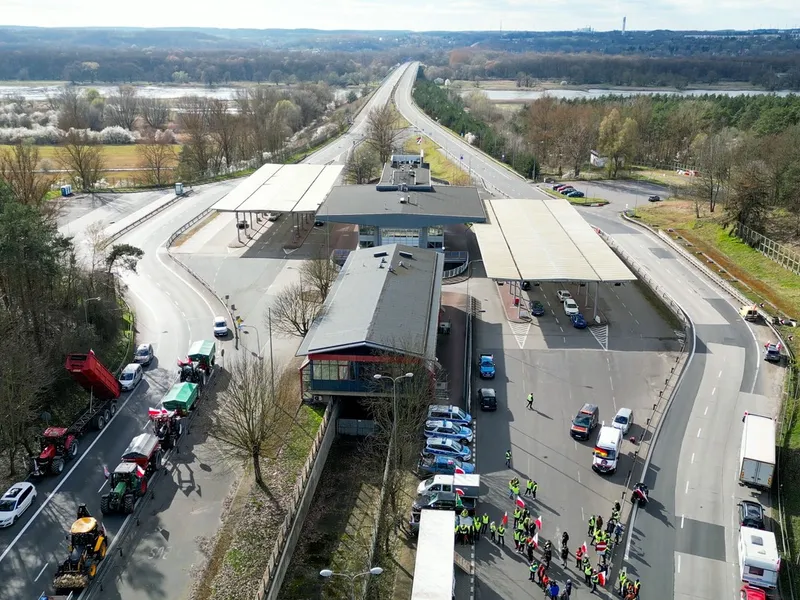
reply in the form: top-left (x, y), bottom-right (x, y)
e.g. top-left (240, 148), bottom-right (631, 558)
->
top-left (31, 351), bottom-right (121, 476)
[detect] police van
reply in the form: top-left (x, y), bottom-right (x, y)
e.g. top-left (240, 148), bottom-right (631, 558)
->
top-left (592, 425), bottom-right (623, 475)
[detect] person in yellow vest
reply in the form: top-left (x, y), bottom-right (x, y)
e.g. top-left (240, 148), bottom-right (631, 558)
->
top-left (618, 570), bottom-right (628, 595)
top-left (481, 512), bottom-right (489, 533)
top-left (513, 507), bottom-right (522, 527)
top-left (497, 523), bottom-right (506, 546)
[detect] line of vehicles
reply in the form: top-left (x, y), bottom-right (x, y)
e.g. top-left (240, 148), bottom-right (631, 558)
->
top-left (4, 341), bottom-right (219, 600)
top-left (569, 402), bottom-right (634, 475)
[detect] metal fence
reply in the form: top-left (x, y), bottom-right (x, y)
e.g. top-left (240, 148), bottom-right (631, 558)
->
top-left (734, 221), bottom-right (800, 277)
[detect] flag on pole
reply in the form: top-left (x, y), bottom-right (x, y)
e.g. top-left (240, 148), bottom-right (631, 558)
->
top-left (515, 496), bottom-right (526, 508)
top-left (102, 465), bottom-right (110, 479)
top-left (581, 541), bottom-right (588, 555)
top-left (148, 407), bottom-right (167, 418)
top-left (454, 466), bottom-right (466, 474)
top-left (416, 136), bottom-right (422, 144)
top-left (455, 488), bottom-right (465, 496)
top-left (136, 465), bottom-right (146, 478)
top-left (597, 571), bottom-right (606, 586)
top-left (535, 515), bottom-right (543, 530)
top-left (532, 531), bottom-right (539, 549)
top-left (502, 512), bottom-right (508, 527)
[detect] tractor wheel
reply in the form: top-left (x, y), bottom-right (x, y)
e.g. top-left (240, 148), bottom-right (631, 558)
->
top-left (88, 561), bottom-right (97, 578)
top-left (123, 493), bottom-right (135, 514)
top-left (68, 439), bottom-right (79, 459)
top-left (100, 495), bottom-right (111, 515)
top-left (51, 458), bottom-right (64, 475)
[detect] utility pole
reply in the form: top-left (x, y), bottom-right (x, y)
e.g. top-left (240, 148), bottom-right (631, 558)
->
top-left (268, 308), bottom-right (275, 401)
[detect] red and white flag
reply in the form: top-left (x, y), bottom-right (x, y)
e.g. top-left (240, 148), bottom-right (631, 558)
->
top-left (535, 515), bottom-right (543, 530)
top-left (532, 531), bottom-right (539, 549)
top-left (515, 496), bottom-right (526, 508)
top-left (502, 512), bottom-right (508, 527)
top-left (148, 407), bottom-right (167, 418)
top-left (596, 540), bottom-right (607, 553)
top-left (455, 488), bottom-right (465, 496)
top-left (102, 465), bottom-right (110, 479)
top-left (136, 465), bottom-right (146, 478)
top-left (454, 466), bottom-right (466, 474)
top-left (581, 542), bottom-right (588, 555)
top-left (416, 137), bottom-right (422, 144)
top-left (597, 571), bottom-right (606, 586)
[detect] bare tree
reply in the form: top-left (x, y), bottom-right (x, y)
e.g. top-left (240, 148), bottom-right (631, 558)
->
top-left (139, 97), bottom-right (171, 130)
top-left (52, 87), bottom-right (89, 130)
top-left (176, 96), bottom-right (219, 179)
top-left (208, 98), bottom-right (240, 168)
top-left (208, 354), bottom-right (293, 489)
top-left (300, 255), bottom-right (339, 302)
top-left (137, 138), bottom-right (177, 186)
top-left (236, 86), bottom-right (282, 165)
top-left (560, 105), bottom-right (598, 177)
top-left (345, 144), bottom-right (380, 184)
top-left (266, 281), bottom-right (323, 337)
top-left (0, 141), bottom-right (53, 207)
top-left (366, 103), bottom-right (403, 165)
top-left (690, 129), bottom-right (737, 215)
top-left (105, 85), bottom-right (139, 130)
top-left (57, 130), bottom-right (106, 191)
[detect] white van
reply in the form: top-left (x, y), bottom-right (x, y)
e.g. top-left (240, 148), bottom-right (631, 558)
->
top-left (592, 426), bottom-right (623, 474)
top-left (739, 526), bottom-right (780, 589)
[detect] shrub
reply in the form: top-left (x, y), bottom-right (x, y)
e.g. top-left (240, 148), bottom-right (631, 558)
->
top-left (154, 128), bottom-right (176, 144)
top-left (99, 126), bottom-right (139, 144)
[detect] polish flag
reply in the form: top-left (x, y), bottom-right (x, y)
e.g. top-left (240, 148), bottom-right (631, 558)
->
top-left (102, 465), bottom-right (110, 479)
top-left (535, 515), bottom-right (543, 530)
top-left (416, 137), bottom-right (422, 144)
top-left (597, 571), bottom-right (606, 586)
top-left (454, 466), bottom-right (466, 474)
top-left (502, 512), bottom-right (508, 527)
top-left (581, 542), bottom-right (588, 555)
top-left (148, 407), bottom-right (167, 418)
top-left (455, 488), bottom-right (465, 496)
top-left (532, 531), bottom-right (539, 549)
top-left (515, 496), bottom-right (526, 508)
top-left (136, 465), bottom-right (146, 478)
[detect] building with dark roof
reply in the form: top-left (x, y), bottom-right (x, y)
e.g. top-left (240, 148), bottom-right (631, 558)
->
top-left (297, 243), bottom-right (443, 402)
top-left (316, 153), bottom-right (486, 252)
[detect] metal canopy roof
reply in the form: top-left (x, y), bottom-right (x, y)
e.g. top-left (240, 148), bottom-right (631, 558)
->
top-left (211, 163), bottom-right (344, 214)
top-left (474, 198), bottom-right (636, 283)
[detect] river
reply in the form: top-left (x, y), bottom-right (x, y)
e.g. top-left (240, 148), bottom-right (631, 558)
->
top-left (465, 88), bottom-right (797, 102)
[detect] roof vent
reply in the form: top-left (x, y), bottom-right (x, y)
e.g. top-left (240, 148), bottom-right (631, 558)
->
top-left (373, 251), bottom-right (388, 258)
top-left (399, 251), bottom-right (414, 259)
top-left (399, 197), bottom-right (407, 204)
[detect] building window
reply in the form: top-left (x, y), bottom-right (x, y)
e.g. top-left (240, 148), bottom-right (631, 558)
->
top-left (359, 225), bottom-right (376, 236)
top-left (381, 228), bottom-right (420, 247)
top-left (427, 241), bottom-right (444, 249)
top-left (313, 360), bottom-right (354, 380)
top-left (428, 226), bottom-right (443, 236)
top-left (359, 240), bottom-right (375, 248)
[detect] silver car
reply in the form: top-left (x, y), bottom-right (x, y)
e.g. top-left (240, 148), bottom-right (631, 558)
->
top-left (119, 363), bottom-right (143, 391)
top-left (612, 408), bottom-right (634, 435)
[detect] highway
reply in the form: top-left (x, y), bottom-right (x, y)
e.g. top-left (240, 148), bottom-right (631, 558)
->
top-left (395, 61), bottom-right (785, 599)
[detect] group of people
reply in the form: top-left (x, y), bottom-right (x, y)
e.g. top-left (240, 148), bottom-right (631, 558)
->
top-left (586, 503), bottom-right (626, 567)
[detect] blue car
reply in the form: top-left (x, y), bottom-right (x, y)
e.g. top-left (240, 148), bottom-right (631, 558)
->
top-left (479, 354), bottom-right (496, 379)
top-left (531, 300), bottom-right (545, 316)
top-left (423, 437), bottom-right (472, 462)
top-left (428, 405), bottom-right (472, 426)
top-left (416, 455), bottom-right (475, 477)
top-left (568, 190), bottom-right (585, 198)
top-left (571, 313), bottom-right (588, 329)
top-left (424, 419), bottom-right (474, 444)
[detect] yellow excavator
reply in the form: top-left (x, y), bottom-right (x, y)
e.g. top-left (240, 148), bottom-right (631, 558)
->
top-left (51, 504), bottom-right (108, 594)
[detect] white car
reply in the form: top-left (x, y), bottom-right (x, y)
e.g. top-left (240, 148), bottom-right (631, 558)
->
top-left (119, 363), bottom-right (143, 391)
top-left (612, 408), bottom-right (634, 435)
top-left (266, 213), bottom-right (279, 222)
top-left (213, 316), bottom-right (229, 337)
top-left (563, 299), bottom-right (579, 316)
top-left (557, 290), bottom-right (572, 302)
top-left (0, 482), bottom-right (36, 527)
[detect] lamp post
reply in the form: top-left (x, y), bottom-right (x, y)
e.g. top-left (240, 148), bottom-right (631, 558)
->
top-left (373, 372), bottom-right (414, 471)
top-left (238, 324), bottom-right (261, 359)
top-left (84, 297), bottom-right (101, 324)
top-left (319, 566), bottom-right (383, 600)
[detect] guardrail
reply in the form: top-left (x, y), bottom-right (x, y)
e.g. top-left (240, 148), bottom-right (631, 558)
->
top-left (103, 190), bottom-right (191, 248)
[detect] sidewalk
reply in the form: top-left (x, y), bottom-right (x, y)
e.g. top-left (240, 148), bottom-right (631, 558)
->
top-left (496, 281), bottom-right (529, 324)
top-left (439, 291), bottom-right (468, 407)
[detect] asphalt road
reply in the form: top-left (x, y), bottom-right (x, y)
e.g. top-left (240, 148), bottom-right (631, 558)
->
top-left (0, 182), bottom-right (237, 600)
top-left (57, 189), bottom-right (176, 232)
top-left (395, 61), bottom-right (786, 599)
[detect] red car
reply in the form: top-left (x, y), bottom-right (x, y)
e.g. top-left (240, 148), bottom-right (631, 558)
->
top-left (741, 585), bottom-right (766, 600)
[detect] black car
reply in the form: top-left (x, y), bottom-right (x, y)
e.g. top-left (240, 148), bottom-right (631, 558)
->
top-left (738, 500), bottom-right (765, 530)
top-left (478, 388), bottom-right (497, 411)
top-left (648, 195), bottom-right (661, 202)
top-left (521, 281), bottom-right (531, 291)
top-left (531, 301), bottom-right (545, 316)
top-left (570, 403), bottom-right (599, 440)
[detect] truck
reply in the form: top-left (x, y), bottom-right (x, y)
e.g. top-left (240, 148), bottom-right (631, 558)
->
top-left (177, 340), bottom-right (216, 384)
top-left (160, 382), bottom-right (201, 417)
top-left (739, 526), bottom-right (780, 589)
top-left (739, 412), bottom-right (775, 489)
top-left (478, 354), bottom-right (496, 379)
top-left (410, 510), bottom-right (456, 600)
top-left (417, 473), bottom-right (480, 497)
top-left (31, 352), bottom-right (121, 476)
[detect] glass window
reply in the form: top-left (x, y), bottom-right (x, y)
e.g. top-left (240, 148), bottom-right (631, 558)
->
top-left (359, 225), bottom-right (376, 236)
top-left (312, 360), bottom-right (353, 380)
top-left (428, 226), bottom-right (443, 236)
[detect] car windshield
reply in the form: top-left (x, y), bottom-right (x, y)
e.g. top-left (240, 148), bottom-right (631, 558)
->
top-left (573, 414), bottom-right (592, 427)
top-left (215, 320), bottom-right (226, 327)
top-left (614, 415), bottom-right (628, 425)
top-left (0, 499), bottom-right (16, 511)
top-left (597, 449), bottom-right (618, 460)
top-left (566, 300), bottom-right (577, 307)
top-left (136, 348), bottom-right (149, 356)
top-left (120, 372), bottom-right (134, 380)
top-left (442, 440), bottom-right (463, 452)
top-left (452, 408), bottom-right (466, 420)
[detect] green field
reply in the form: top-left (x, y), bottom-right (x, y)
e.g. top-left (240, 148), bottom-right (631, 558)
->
top-left (403, 137), bottom-right (470, 185)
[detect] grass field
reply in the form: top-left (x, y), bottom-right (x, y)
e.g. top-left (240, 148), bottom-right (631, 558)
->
top-left (541, 186), bottom-right (609, 206)
top-left (403, 137), bottom-right (470, 186)
top-left (635, 200), bottom-right (800, 589)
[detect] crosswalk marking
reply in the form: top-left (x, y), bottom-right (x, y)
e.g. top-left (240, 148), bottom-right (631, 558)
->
top-left (509, 322), bottom-right (530, 349)
top-left (589, 324), bottom-right (609, 351)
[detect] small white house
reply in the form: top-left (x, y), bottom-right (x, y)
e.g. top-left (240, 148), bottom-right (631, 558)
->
top-left (590, 150), bottom-right (607, 168)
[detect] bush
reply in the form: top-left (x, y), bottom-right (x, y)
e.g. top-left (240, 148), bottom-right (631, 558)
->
top-left (99, 126), bottom-right (139, 144)
top-left (0, 125), bottom-right (61, 144)
top-left (154, 128), bottom-right (176, 144)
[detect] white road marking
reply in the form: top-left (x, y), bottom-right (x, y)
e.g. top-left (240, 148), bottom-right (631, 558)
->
top-left (612, 396), bottom-right (617, 412)
top-left (718, 370), bottom-right (723, 378)
top-left (34, 563), bottom-right (48, 582)
top-left (712, 387), bottom-right (716, 396)
top-left (681, 515), bottom-right (685, 529)
top-left (628, 311), bottom-right (633, 317)
top-left (555, 318), bottom-right (560, 325)
top-left (677, 555), bottom-right (681, 573)
top-left (621, 302), bottom-right (626, 308)
top-left (577, 471), bottom-right (581, 484)
top-left (97, 479), bottom-right (107, 493)
top-left (704, 406), bottom-right (709, 416)
top-left (559, 326), bottom-right (564, 333)
top-left (685, 481), bottom-right (689, 493)
top-left (691, 453), bottom-right (695, 464)
top-left (609, 377), bottom-right (614, 392)
top-left (0, 385), bottom-right (143, 564)
top-left (635, 319), bottom-right (640, 325)
top-left (697, 428), bottom-right (702, 438)
top-left (155, 243), bottom-right (218, 316)
top-left (181, 311), bottom-right (187, 317)
top-left (581, 507), bottom-right (585, 521)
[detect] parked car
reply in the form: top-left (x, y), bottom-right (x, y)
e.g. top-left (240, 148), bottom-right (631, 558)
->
top-left (266, 213), bottom-right (279, 222)
top-left (427, 405), bottom-right (472, 426)
top-left (0, 482), bottom-right (37, 527)
top-left (648, 195), bottom-right (661, 202)
top-left (478, 388), bottom-right (498, 411)
top-left (416, 455), bottom-right (475, 477)
top-left (612, 408), bottom-right (634, 434)
top-left (213, 316), bottom-right (229, 337)
top-left (553, 184), bottom-right (569, 191)
top-left (521, 281), bottom-right (531, 291)
top-left (570, 403), bottom-right (599, 440)
top-left (423, 420), bottom-right (473, 444)
top-left (556, 290), bottom-right (572, 302)
top-left (741, 585), bottom-right (767, 600)
top-left (423, 437), bottom-right (472, 462)
top-left (567, 191), bottom-right (585, 198)
top-left (559, 187), bottom-right (576, 195)
top-left (563, 299), bottom-right (580, 316)
top-left (118, 363), bottom-right (143, 392)
top-left (571, 313), bottom-right (587, 328)
top-left (133, 343), bottom-right (154, 366)
top-left (738, 500), bottom-right (766, 530)
top-left (531, 301), bottom-right (546, 316)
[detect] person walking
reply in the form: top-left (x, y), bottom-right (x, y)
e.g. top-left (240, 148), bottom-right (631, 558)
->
top-left (509, 478), bottom-right (517, 499)
top-left (481, 512), bottom-right (489, 534)
top-left (514, 529), bottom-right (521, 551)
top-left (588, 515), bottom-right (596, 535)
top-left (561, 531), bottom-right (570, 549)
top-left (596, 515), bottom-right (603, 532)
top-left (618, 570), bottom-right (628, 596)
top-left (505, 449), bottom-right (512, 468)
top-left (575, 544), bottom-right (585, 568)
top-left (564, 579), bottom-right (573, 598)
top-left (590, 570), bottom-right (600, 593)
top-left (490, 520), bottom-right (497, 542)
top-left (527, 538), bottom-right (535, 562)
top-left (560, 544), bottom-right (569, 567)
top-left (526, 478), bottom-right (535, 496)
top-left (614, 521), bottom-right (625, 544)
top-left (473, 519), bottom-right (481, 542)
top-left (529, 560), bottom-right (539, 582)
top-left (527, 393), bottom-right (535, 410)
top-left (497, 524), bottom-right (505, 546)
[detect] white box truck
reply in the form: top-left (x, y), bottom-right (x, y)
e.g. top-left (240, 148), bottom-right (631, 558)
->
top-left (739, 413), bottom-right (775, 489)
top-left (738, 526), bottom-right (780, 589)
top-left (592, 425), bottom-right (623, 474)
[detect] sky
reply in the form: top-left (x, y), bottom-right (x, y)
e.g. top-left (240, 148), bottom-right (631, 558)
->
top-left (1, 0), bottom-right (798, 31)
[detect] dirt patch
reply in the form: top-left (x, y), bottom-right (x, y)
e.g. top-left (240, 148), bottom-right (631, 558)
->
top-left (172, 212), bottom-right (221, 247)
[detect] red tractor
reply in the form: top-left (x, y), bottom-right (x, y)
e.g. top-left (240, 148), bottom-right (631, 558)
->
top-left (148, 407), bottom-right (183, 450)
top-left (33, 427), bottom-right (79, 476)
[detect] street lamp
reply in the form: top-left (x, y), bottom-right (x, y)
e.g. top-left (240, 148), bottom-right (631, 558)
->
top-left (319, 567), bottom-right (383, 600)
top-left (374, 373), bottom-right (414, 471)
top-left (84, 297), bottom-right (101, 324)
top-left (239, 324), bottom-right (262, 359)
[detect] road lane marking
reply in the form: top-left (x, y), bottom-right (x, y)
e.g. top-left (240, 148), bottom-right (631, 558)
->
top-left (685, 481), bottom-right (689, 493)
top-left (712, 387), bottom-right (716, 396)
top-left (559, 326), bottom-right (564, 333)
top-left (155, 243), bottom-right (218, 317)
top-left (681, 515), bottom-right (685, 529)
top-left (97, 479), bottom-right (107, 493)
top-left (677, 555), bottom-right (681, 573)
top-left (581, 507), bottom-right (584, 521)
top-left (718, 370), bottom-right (723, 378)
top-left (635, 319), bottom-right (639, 325)
top-left (691, 453), bottom-right (695, 464)
top-left (0, 384), bottom-right (142, 564)
top-left (577, 471), bottom-right (581, 484)
top-left (34, 563), bottom-right (47, 582)
top-left (704, 406), bottom-right (709, 416)
top-left (609, 377), bottom-right (614, 392)
top-left (697, 428), bottom-right (702, 437)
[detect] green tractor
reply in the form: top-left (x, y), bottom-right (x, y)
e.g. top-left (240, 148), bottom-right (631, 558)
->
top-left (99, 462), bottom-right (148, 515)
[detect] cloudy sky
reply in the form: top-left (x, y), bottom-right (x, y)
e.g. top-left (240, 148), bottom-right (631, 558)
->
top-left (1, 0), bottom-right (798, 31)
